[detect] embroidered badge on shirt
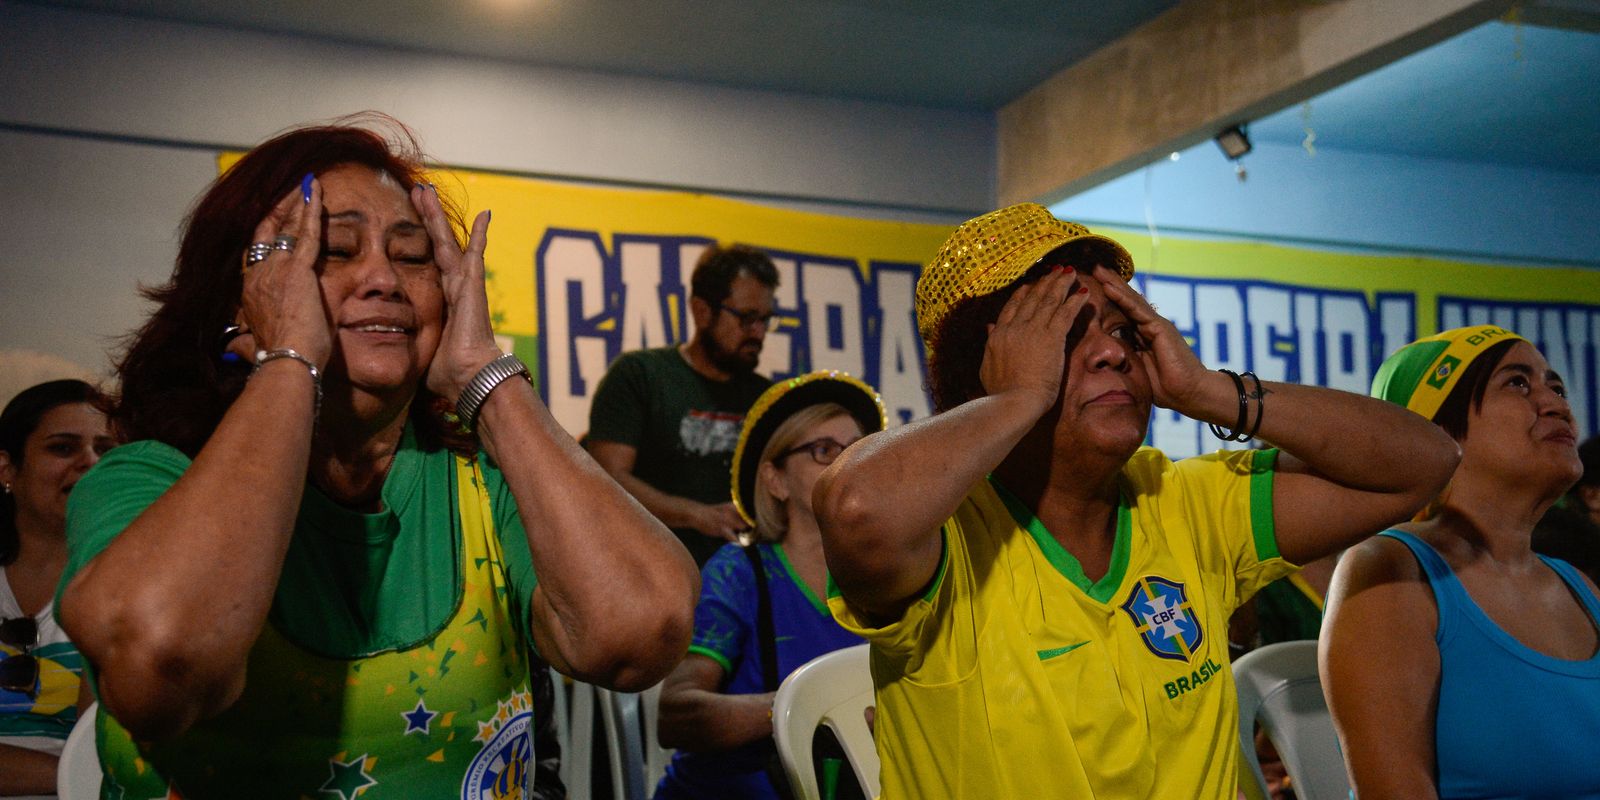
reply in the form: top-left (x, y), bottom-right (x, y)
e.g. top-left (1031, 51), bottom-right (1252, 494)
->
top-left (1120, 575), bottom-right (1204, 662)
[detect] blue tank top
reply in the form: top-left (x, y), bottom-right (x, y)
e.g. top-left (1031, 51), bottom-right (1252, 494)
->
top-left (1382, 531), bottom-right (1600, 799)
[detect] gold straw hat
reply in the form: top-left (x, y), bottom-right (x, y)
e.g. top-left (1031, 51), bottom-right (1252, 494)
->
top-left (730, 371), bottom-right (887, 528)
top-left (916, 203), bottom-right (1134, 355)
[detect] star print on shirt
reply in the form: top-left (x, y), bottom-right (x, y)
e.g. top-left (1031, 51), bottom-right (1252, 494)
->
top-left (403, 699), bottom-right (437, 735)
top-left (320, 754), bottom-right (378, 800)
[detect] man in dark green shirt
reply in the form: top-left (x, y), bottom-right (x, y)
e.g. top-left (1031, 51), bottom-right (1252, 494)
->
top-left (588, 245), bottom-right (779, 566)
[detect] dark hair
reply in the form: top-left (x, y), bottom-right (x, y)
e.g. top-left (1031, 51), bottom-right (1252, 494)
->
top-left (1, 379), bottom-right (106, 565)
top-left (112, 114), bottom-right (469, 457)
top-left (1430, 339), bottom-right (1519, 441)
top-left (689, 244), bottom-right (779, 308)
top-left (1578, 436), bottom-right (1600, 490)
top-left (927, 261), bottom-right (1053, 413)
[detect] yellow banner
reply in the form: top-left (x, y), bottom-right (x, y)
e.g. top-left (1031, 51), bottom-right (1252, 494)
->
top-left (220, 156), bottom-right (1600, 455)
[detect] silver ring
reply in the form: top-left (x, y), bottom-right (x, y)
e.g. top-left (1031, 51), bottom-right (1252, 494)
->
top-left (245, 242), bottom-right (272, 266)
top-left (271, 234), bottom-right (297, 251)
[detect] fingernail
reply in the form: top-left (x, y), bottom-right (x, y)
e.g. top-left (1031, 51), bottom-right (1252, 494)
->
top-left (221, 351), bottom-right (242, 363)
top-left (1064, 266), bottom-right (1075, 274)
top-left (301, 173), bottom-right (314, 204)
top-left (486, 209), bottom-right (492, 222)
top-left (1078, 285), bottom-right (1089, 294)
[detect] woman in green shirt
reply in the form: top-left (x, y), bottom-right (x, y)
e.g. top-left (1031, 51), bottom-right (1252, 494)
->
top-left (56, 116), bottom-right (698, 798)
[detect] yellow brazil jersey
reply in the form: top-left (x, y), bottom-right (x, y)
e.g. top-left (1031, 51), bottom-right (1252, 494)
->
top-left (829, 447), bottom-right (1292, 800)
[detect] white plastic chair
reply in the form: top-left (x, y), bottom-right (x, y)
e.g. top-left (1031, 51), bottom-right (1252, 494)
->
top-left (1233, 640), bottom-right (1350, 800)
top-left (771, 644), bottom-right (879, 800)
top-left (565, 678), bottom-right (596, 799)
top-left (56, 700), bottom-right (101, 800)
top-left (639, 682), bottom-right (671, 789)
top-left (598, 688), bottom-right (647, 800)
top-left (596, 683), bottom-right (672, 800)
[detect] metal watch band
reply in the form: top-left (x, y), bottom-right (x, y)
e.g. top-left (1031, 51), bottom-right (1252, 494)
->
top-left (455, 352), bottom-right (530, 432)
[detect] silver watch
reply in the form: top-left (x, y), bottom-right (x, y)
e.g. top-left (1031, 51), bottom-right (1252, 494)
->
top-left (455, 353), bottom-right (530, 432)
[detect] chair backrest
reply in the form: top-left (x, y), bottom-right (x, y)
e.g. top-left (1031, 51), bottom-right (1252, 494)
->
top-left (548, 666), bottom-right (571, 786)
top-left (56, 700), bottom-right (101, 800)
top-left (772, 644), bottom-right (879, 800)
top-left (598, 687), bottom-right (649, 800)
top-left (1233, 640), bottom-right (1351, 800)
top-left (564, 678), bottom-right (596, 799)
top-left (639, 682), bottom-right (672, 789)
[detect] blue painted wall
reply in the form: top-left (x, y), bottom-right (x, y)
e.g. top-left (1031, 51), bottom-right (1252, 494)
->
top-left (1052, 138), bottom-right (1600, 269)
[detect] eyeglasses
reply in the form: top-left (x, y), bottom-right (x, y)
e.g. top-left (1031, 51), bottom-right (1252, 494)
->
top-left (717, 303), bottom-right (776, 329)
top-left (778, 437), bottom-right (850, 467)
top-left (0, 616), bottom-right (39, 698)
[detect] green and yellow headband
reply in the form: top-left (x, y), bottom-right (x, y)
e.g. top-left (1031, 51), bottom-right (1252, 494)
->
top-left (1371, 325), bottom-right (1527, 420)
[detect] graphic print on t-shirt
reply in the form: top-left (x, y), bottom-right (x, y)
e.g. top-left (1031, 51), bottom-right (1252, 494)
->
top-left (679, 409), bottom-right (744, 456)
top-left (1120, 575), bottom-right (1204, 662)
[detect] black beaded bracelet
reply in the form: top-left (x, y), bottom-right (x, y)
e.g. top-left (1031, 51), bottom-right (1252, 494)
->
top-left (1242, 370), bottom-right (1265, 441)
top-left (1208, 369), bottom-right (1250, 442)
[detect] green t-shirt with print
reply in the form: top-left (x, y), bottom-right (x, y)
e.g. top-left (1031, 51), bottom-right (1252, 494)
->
top-left (59, 427), bottom-right (541, 798)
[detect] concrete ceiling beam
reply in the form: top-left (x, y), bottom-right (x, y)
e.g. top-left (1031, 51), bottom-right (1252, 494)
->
top-left (998, 0), bottom-right (1517, 206)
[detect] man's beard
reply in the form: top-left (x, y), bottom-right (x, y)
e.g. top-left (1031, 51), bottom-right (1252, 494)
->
top-left (705, 334), bottom-right (761, 375)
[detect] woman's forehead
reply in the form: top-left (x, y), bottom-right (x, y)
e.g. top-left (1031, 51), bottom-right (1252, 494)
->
top-left (1498, 340), bottom-right (1555, 376)
top-left (321, 164), bottom-right (418, 220)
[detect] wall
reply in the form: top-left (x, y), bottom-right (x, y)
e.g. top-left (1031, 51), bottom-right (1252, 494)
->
top-left (0, 2), bottom-right (995, 397)
top-left (1054, 138), bottom-right (1600, 269)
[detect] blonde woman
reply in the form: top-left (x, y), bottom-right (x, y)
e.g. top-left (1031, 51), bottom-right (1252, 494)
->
top-left (656, 371), bottom-right (884, 799)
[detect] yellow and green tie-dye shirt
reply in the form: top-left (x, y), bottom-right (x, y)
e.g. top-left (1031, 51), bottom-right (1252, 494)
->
top-left (60, 426), bottom-right (540, 800)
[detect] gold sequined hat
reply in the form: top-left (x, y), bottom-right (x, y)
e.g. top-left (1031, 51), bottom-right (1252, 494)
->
top-left (730, 370), bottom-right (887, 528)
top-left (916, 203), bottom-right (1135, 355)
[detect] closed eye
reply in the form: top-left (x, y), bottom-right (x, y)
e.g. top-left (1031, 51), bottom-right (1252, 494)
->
top-left (393, 252), bottom-right (433, 267)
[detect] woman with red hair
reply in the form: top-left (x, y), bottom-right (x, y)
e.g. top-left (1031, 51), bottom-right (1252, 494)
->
top-left (56, 117), bottom-right (697, 798)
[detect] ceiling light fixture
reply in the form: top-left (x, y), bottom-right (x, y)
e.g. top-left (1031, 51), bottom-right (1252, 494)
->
top-left (1214, 125), bottom-right (1252, 160)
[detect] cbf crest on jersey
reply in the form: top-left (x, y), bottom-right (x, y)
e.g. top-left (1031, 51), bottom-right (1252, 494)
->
top-left (1120, 576), bottom-right (1203, 662)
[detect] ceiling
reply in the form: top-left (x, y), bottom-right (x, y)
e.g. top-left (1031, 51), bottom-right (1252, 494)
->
top-left (15, 0), bottom-right (1177, 110)
top-left (17, 0), bottom-right (1600, 175)
top-left (1250, 17), bottom-right (1600, 174)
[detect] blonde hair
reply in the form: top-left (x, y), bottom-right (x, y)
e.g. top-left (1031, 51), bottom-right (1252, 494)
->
top-left (752, 402), bottom-right (851, 542)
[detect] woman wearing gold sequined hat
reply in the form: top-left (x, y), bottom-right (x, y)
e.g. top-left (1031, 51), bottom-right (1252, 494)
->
top-left (813, 203), bottom-right (1461, 799)
top-left (657, 371), bottom-right (884, 800)
top-left (1322, 325), bottom-right (1600, 799)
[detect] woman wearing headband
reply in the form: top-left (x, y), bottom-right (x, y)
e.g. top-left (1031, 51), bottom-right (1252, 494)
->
top-left (1321, 326), bottom-right (1600, 798)
top-left (813, 203), bottom-right (1461, 799)
top-left (0, 380), bottom-right (111, 799)
top-left (655, 371), bottom-right (883, 800)
top-left (54, 118), bottom-right (697, 798)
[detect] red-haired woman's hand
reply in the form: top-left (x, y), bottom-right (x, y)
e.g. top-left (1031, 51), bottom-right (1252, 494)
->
top-left (411, 184), bottom-right (502, 403)
top-left (978, 266), bottom-right (1088, 418)
top-left (240, 176), bottom-right (333, 367)
top-left (1094, 268), bottom-right (1207, 411)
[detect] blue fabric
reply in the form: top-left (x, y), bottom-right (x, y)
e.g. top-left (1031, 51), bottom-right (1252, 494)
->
top-left (1382, 531), bottom-right (1600, 800)
top-left (654, 542), bottom-right (863, 800)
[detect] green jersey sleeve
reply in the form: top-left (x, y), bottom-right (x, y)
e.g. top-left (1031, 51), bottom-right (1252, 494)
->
top-left (56, 440), bottom-right (193, 614)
